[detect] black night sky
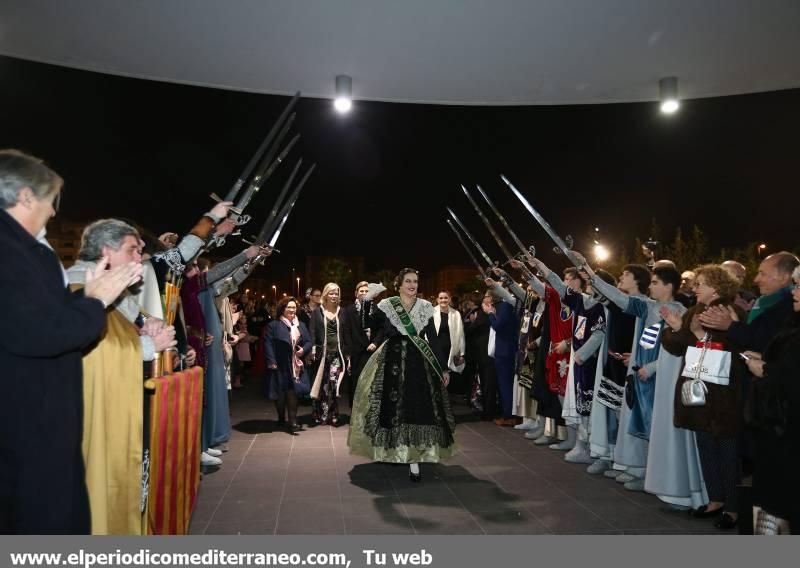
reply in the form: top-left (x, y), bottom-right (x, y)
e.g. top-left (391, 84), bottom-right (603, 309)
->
top-left (1, 55), bottom-right (798, 284)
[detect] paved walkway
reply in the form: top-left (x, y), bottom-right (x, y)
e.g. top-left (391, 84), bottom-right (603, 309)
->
top-left (189, 381), bottom-right (725, 535)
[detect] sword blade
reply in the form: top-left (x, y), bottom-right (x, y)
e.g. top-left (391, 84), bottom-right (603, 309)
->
top-left (268, 163), bottom-right (317, 247)
top-left (223, 92), bottom-right (300, 202)
top-left (446, 220), bottom-right (485, 275)
top-left (461, 184), bottom-right (514, 261)
top-left (232, 132), bottom-right (300, 214)
top-left (256, 158), bottom-right (303, 242)
top-left (476, 184), bottom-right (529, 257)
top-left (501, 175), bottom-right (583, 268)
top-left (446, 207), bottom-right (494, 267)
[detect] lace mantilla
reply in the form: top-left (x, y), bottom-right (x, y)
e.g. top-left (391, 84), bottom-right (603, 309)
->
top-left (378, 297), bottom-right (434, 336)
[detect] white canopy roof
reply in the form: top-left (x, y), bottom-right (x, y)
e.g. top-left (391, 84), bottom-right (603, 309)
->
top-left (2, 0), bottom-right (799, 105)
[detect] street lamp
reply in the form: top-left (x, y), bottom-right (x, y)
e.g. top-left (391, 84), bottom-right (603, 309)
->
top-left (594, 243), bottom-right (610, 263)
top-left (272, 284), bottom-right (277, 303)
top-left (296, 276), bottom-right (300, 297)
top-left (757, 243), bottom-right (767, 257)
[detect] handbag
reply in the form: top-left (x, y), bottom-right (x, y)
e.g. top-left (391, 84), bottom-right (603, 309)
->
top-left (681, 334), bottom-right (720, 407)
top-left (292, 370), bottom-right (311, 396)
top-left (682, 336), bottom-right (731, 386)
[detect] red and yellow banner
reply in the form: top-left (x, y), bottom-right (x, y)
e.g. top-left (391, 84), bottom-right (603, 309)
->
top-left (145, 367), bottom-right (204, 535)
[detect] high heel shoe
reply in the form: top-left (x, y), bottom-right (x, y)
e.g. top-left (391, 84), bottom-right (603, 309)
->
top-left (409, 471), bottom-right (422, 483)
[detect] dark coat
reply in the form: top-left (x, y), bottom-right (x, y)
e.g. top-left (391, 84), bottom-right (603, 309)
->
top-left (309, 306), bottom-right (351, 359)
top-left (263, 318), bottom-right (312, 399)
top-left (0, 210), bottom-right (106, 534)
top-left (342, 301), bottom-right (376, 380)
top-left (488, 300), bottom-right (521, 359)
top-left (752, 315), bottom-right (800, 528)
top-left (464, 308), bottom-right (492, 364)
top-left (661, 301), bottom-right (747, 436)
top-left (727, 289), bottom-right (795, 352)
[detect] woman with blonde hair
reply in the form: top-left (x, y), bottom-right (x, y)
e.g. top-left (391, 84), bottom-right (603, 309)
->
top-left (309, 282), bottom-right (350, 425)
top-left (433, 290), bottom-right (466, 386)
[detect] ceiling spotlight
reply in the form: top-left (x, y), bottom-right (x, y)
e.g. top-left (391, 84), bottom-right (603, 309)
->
top-left (659, 76), bottom-right (679, 114)
top-left (334, 74), bottom-right (352, 114)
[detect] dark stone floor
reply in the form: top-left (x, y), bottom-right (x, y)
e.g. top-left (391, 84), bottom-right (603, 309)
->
top-left (189, 379), bottom-right (727, 535)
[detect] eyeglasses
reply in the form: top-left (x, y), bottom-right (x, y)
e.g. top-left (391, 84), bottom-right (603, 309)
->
top-left (791, 283), bottom-right (800, 291)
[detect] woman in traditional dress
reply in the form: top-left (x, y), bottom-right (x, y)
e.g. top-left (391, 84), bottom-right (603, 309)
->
top-left (310, 283), bottom-right (349, 426)
top-left (348, 268), bottom-right (456, 482)
top-left (265, 296), bottom-right (312, 434)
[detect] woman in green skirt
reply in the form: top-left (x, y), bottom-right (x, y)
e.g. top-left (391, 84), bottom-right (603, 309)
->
top-left (348, 268), bottom-right (457, 482)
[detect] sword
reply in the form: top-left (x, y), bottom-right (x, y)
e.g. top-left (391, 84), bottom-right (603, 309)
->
top-left (214, 91), bottom-right (301, 204)
top-left (208, 121), bottom-right (300, 250)
top-left (242, 163), bottom-right (316, 266)
top-left (500, 175), bottom-right (584, 270)
top-left (267, 163), bottom-right (316, 248)
top-left (255, 158), bottom-right (303, 242)
top-left (461, 184), bottom-right (515, 262)
top-left (230, 123), bottom-right (299, 215)
top-left (446, 207), bottom-right (495, 269)
top-left (475, 184), bottom-right (536, 261)
top-left (446, 219), bottom-right (486, 277)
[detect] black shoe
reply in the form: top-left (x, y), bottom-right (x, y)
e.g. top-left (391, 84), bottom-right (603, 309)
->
top-left (689, 505), bottom-right (724, 518)
top-left (409, 471), bottom-right (422, 483)
top-left (714, 513), bottom-right (738, 530)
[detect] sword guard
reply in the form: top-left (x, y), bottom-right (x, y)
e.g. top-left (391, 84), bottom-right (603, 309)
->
top-left (527, 245), bottom-right (537, 259)
top-left (553, 246), bottom-right (563, 255)
top-left (565, 235), bottom-right (574, 249)
top-left (234, 214), bottom-right (252, 226)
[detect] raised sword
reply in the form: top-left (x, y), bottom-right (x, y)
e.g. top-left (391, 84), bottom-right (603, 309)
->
top-left (461, 184), bottom-right (515, 262)
top-left (255, 158), bottom-right (303, 242)
top-left (475, 184), bottom-right (536, 261)
top-left (446, 219), bottom-right (486, 277)
top-left (214, 91), bottom-right (301, 204)
top-left (267, 163), bottom-right (317, 248)
top-left (230, 121), bottom-right (300, 215)
top-left (500, 175), bottom-right (584, 270)
top-left (446, 207), bottom-right (496, 270)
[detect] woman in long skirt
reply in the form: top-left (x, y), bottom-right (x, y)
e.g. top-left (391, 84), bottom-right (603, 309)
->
top-left (348, 268), bottom-right (456, 482)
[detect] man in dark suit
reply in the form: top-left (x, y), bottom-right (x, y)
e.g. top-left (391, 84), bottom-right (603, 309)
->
top-left (485, 289), bottom-right (521, 426)
top-left (343, 281), bottom-right (385, 409)
top-left (0, 150), bottom-right (141, 534)
top-left (465, 294), bottom-right (498, 420)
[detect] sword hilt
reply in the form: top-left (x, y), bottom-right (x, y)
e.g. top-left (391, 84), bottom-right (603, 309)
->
top-left (241, 239), bottom-right (280, 255)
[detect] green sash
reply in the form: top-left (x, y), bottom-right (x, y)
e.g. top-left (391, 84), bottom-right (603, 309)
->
top-left (388, 297), bottom-right (444, 380)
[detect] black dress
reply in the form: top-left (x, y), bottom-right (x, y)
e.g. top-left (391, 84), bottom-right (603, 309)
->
top-left (348, 298), bottom-right (456, 463)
